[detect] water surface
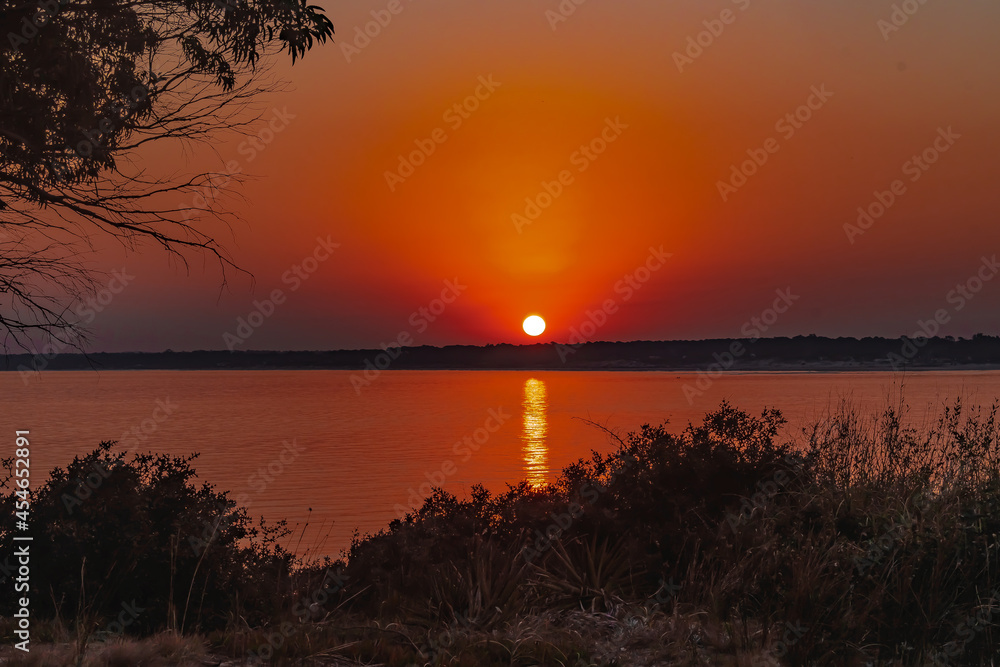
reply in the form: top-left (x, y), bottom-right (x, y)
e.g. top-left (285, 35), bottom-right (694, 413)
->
top-left (3, 369), bottom-right (998, 556)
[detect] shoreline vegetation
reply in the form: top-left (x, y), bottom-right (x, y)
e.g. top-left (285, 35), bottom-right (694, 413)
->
top-left (3, 335), bottom-right (1000, 373)
top-left (2, 398), bottom-right (1000, 665)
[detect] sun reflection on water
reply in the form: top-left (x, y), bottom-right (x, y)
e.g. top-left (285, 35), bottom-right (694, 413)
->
top-left (521, 377), bottom-right (549, 486)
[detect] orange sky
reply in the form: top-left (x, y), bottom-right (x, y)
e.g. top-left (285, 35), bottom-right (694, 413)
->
top-left (84, 0), bottom-right (1000, 352)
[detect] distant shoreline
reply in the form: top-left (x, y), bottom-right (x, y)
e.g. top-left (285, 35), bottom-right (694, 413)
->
top-left (7, 364), bottom-right (1000, 373)
top-left (4, 335), bottom-right (1000, 372)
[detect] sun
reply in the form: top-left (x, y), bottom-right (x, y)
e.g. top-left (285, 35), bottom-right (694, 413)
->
top-left (522, 315), bottom-right (546, 337)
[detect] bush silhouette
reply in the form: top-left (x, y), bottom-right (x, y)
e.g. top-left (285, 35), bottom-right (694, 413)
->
top-left (1, 401), bottom-right (998, 665)
top-left (0, 442), bottom-right (294, 636)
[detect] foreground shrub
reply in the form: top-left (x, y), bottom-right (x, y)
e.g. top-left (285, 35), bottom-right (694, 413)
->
top-left (2, 398), bottom-right (1000, 665)
top-left (0, 443), bottom-right (296, 636)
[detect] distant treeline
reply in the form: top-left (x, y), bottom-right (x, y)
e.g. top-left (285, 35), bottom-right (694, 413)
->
top-left (4, 334), bottom-right (1000, 372)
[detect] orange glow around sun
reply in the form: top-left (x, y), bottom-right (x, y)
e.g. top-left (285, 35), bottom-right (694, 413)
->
top-left (90, 2), bottom-right (1000, 352)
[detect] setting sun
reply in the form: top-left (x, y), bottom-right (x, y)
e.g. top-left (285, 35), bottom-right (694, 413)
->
top-left (522, 315), bottom-right (546, 337)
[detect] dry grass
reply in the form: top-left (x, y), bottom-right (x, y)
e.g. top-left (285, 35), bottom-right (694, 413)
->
top-left (0, 632), bottom-right (211, 667)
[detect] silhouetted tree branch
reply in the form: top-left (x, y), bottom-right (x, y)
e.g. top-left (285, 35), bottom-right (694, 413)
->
top-left (0, 0), bottom-right (334, 350)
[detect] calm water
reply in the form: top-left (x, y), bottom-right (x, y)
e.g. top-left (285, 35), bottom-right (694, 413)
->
top-left (3, 370), bottom-right (1000, 556)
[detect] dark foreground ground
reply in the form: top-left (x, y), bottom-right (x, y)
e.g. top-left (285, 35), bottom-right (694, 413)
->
top-left (2, 398), bottom-right (999, 665)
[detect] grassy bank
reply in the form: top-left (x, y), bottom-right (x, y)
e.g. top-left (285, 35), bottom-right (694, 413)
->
top-left (2, 398), bottom-right (999, 665)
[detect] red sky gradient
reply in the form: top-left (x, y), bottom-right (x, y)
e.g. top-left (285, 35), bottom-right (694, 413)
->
top-left (81, 0), bottom-right (1000, 352)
